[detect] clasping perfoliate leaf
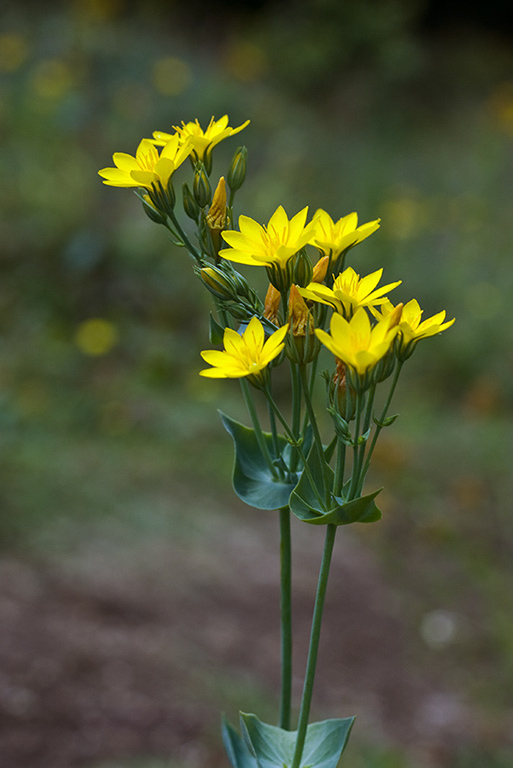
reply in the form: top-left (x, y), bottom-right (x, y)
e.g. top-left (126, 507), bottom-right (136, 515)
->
top-left (239, 712), bottom-right (355, 768)
top-left (220, 412), bottom-right (311, 510)
top-left (289, 449), bottom-right (382, 525)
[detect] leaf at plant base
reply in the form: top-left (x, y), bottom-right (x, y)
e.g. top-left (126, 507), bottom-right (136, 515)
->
top-left (222, 716), bottom-right (259, 768)
top-left (220, 412), bottom-right (306, 510)
top-left (239, 712), bottom-right (355, 768)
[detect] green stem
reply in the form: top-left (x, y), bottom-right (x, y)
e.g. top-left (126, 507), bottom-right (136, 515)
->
top-left (298, 365), bottom-right (331, 503)
top-left (291, 523), bottom-right (337, 768)
top-left (265, 390), bottom-right (326, 512)
top-left (359, 361), bottom-right (403, 490)
top-left (348, 390), bottom-right (364, 500)
top-left (167, 209), bottom-right (202, 264)
top-left (279, 506), bottom-right (293, 730)
top-left (240, 379), bottom-right (279, 480)
top-left (290, 363), bottom-right (302, 472)
top-left (333, 437), bottom-right (346, 497)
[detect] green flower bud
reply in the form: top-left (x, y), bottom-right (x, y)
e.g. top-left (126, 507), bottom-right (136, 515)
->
top-left (139, 194), bottom-right (167, 225)
top-left (182, 182), bottom-right (200, 221)
top-left (198, 266), bottom-right (234, 301)
top-left (193, 163), bottom-right (211, 208)
top-left (293, 249), bottom-right (313, 288)
top-left (227, 146), bottom-right (248, 191)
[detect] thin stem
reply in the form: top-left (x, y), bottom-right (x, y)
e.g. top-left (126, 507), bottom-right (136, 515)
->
top-left (348, 390), bottom-right (364, 500)
top-left (333, 437), bottom-right (346, 497)
top-left (290, 363), bottom-right (302, 472)
top-left (240, 379), bottom-right (279, 480)
top-left (167, 209), bottom-right (202, 264)
top-left (359, 361), bottom-right (403, 489)
top-left (298, 365), bottom-right (331, 503)
top-left (291, 523), bottom-right (337, 768)
top-left (265, 390), bottom-right (326, 511)
top-left (279, 506), bottom-right (293, 730)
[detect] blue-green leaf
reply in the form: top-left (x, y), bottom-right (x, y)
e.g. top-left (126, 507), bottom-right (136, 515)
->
top-left (291, 486), bottom-right (382, 526)
top-left (220, 412), bottom-right (308, 511)
top-left (223, 716), bottom-right (259, 768)
top-left (239, 712), bottom-right (355, 768)
top-left (289, 447), bottom-right (382, 526)
top-left (209, 313), bottom-right (226, 344)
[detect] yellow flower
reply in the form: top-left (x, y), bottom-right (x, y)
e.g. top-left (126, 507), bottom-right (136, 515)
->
top-left (98, 135), bottom-right (192, 189)
top-left (300, 267), bottom-right (401, 318)
top-left (220, 205), bottom-right (315, 268)
top-left (151, 115), bottom-right (250, 161)
top-left (310, 209), bottom-right (381, 257)
top-left (373, 299), bottom-right (455, 358)
top-left (199, 316), bottom-right (288, 381)
top-left (316, 307), bottom-right (397, 376)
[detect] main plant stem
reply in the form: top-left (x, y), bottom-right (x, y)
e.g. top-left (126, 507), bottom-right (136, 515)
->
top-left (279, 506), bottom-right (293, 730)
top-left (291, 523), bottom-right (337, 768)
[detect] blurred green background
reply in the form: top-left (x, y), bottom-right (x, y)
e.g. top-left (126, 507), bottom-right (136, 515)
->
top-left (1, 0), bottom-right (513, 766)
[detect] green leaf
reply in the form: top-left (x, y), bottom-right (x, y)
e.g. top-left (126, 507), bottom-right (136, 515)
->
top-left (373, 413), bottom-right (399, 428)
top-left (290, 451), bottom-right (382, 526)
top-left (288, 445), bottom-right (334, 518)
top-left (239, 712), bottom-right (355, 768)
top-left (220, 412), bottom-right (307, 510)
top-left (223, 716), bottom-right (259, 768)
top-left (209, 313), bottom-right (226, 344)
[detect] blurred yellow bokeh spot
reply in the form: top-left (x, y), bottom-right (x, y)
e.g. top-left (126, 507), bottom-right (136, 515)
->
top-left (31, 58), bottom-right (74, 101)
top-left (224, 41), bottom-right (268, 82)
top-left (151, 56), bottom-right (192, 96)
top-left (488, 81), bottom-right (513, 137)
top-left (381, 191), bottom-right (428, 240)
top-left (74, 0), bottom-right (123, 22)
top-left (0, 33), bottom-right (28, 73)
top-left (75, 318), bottom-right (119, 356)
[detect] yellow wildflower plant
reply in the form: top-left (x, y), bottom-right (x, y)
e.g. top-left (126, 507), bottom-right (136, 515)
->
top-left (300, 266), bottom-right (401, 319)
top-left (199, 316), bottom-right (288, 384)
top-left (315, 307), bottom-right (397, 378)
top-left (98, 135), bottom-right (192, 189)
top-left (151, 114), bottom-right (250, 162)
top-left (310, 209), bottom-right (381, 258)
top-left (220, 205), bottom-right (315, 293)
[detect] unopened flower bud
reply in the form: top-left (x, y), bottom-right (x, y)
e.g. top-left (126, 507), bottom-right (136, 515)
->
top-left (193, 163), bottom-right (211, 208)
top-left (199, 266), bottom-right (234, 301)
top-left (312, 255), bottom-right (329, 283)
top-left (206, 177), bottom-right (227, 232)
top-left (227, 146), bottom-right (247, 191)
top-left (293, 249), bottom-right (313, 288)
top-left (141, 194), bottom-right (166, 224)
top-left (182, 182), bottom-right (200, 221)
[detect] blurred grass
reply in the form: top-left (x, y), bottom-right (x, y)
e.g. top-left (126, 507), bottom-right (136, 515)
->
top-left (1, 0), bottom-right (513, 765)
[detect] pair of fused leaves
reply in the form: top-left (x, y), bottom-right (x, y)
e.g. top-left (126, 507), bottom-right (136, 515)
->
top-left (223, 713), bottom-right (354, 768)
top-left (221, 413), bottom-right (381, 525)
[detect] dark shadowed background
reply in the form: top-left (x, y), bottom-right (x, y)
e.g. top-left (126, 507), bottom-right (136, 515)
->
top-left (0, 1), bottom-right (513, 766)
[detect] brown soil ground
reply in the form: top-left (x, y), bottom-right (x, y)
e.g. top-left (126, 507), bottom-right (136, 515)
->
top-left (0, 515), bottom-right (480, 768)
